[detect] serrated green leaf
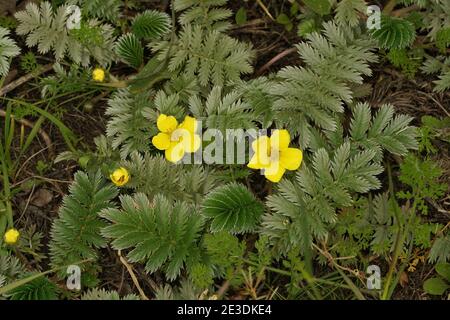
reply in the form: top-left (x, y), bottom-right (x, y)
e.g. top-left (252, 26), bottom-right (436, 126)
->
top-left (202, 183), bottom-right (264, 234)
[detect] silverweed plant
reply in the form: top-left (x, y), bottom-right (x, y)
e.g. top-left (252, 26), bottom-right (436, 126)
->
top-left (0, 0), bottom-right (449, 301)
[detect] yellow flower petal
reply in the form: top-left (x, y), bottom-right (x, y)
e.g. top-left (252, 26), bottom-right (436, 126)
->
top-left (270, 129), bottom-right (291, 151)
top-left (247, 152), bottom-right (270, 169)
top-left (251, 136), bottom-right (270, 152)
top-left (182, 133), bottom-right (201, 153)
top-left (170, 127), bottom-right (201, 153)
top-left (152, 132), bottom-right (171, 150)
top-left (247, 154), bottom-right (261, 169)
top-left (4, 228), bottom-right (20, 245)
top-left (279, 148), bottom-right (303, 171)
top-left (157, 114), bottom-right (178, 133)
top-left (92, 68), bottom-right (105, 82)
top-left (165, 142), bottom-right (185, 163)
top-left (264, 161), bottom-right (286, 183)
top-left (110, 167), bottom-right (130, 186)
top-left (249, 136), bottom-right (271, 168)
top-left (247, 130), bottom-right (300, 182)
top-left (179, 116), bottom-right (198, 134)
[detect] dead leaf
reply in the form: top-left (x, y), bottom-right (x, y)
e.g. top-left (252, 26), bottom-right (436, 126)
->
top-left (31, 189), bottom-right (53, 207)
top-left (399, 271), bottom-right (409, 287)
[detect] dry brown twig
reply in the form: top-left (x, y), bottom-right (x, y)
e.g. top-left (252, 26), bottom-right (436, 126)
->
top-left (117, 250), bottom-right (149, 300)
top-left (0, 63), bottom-right (54, 96)
top-left (312, 243), bottom-right (364, 281)
top-left (256, 47), bottom-right (297, 75)
top-left (417, 91), bottom-right (450, 118)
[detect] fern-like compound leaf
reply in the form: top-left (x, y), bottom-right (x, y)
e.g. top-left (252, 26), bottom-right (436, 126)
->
top-left (49, 171), bottom-right (117, 280)
top-left (270, 21), bottom-right (377, 147)
top-left (105, 89), bottom-right (154, 159)
top-left (74, 0), bottom-right (122, 21)
top-left (335, 0), bottom-right (367, 27)
top-left (6, 276), bottom-right (59, 300)
top-left (123, 153), bottom-right (217, 205)
top-left (434, 70), bottom-right (450, 92)
top-left (101, 193), bottom-right (204, 280)
top-left (350, 103), bottom-right (418, 158)
top-left (0, 27), bottom-right (20, 76)
top-left (173, 0), bottom-right (232, 31)
top-left (81, 288), bottom-right (140, 300)
top-left (189, 86), bottom-right (257, 132)
top-left (152, 25), bottom-right (254, 87)
top-left (15, 1), bottom-right (115, 66)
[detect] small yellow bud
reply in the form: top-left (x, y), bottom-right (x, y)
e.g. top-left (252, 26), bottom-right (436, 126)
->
top-left (110, 167), bottom-right (130, 187)
top-left (4, 228), bottom-right (20, 245)
top-left (92, 68), bottom-right (105, 82)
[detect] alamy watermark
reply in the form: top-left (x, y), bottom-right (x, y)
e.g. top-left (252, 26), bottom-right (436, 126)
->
top-left (66, 5), bottom-right (81, 30)
top-left (367, 5), bottom-right (381, 30)
top-left (166, 124), bottom-right (282, 167)
top-left (366, 265), bottom-right (381, 290)
top-left (66, 265), bottom-right (81, 291)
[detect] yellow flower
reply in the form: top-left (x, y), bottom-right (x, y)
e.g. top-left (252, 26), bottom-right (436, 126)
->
top-left (248, 129), bottom-right (303, 183)
top-left (4, 228), bottom-right (20, 245)
top-left (92, 68), bottom-right (105, 82)
top-left (110, 167), bottom-right (130, 186)
top-left (152, 114), bottom-right (201, 163)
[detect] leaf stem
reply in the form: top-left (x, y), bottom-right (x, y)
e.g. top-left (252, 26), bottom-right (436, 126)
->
top-left (383, 0), bottom-right (397, 15)
top-left (0, 258), bottom-right (94, 295)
